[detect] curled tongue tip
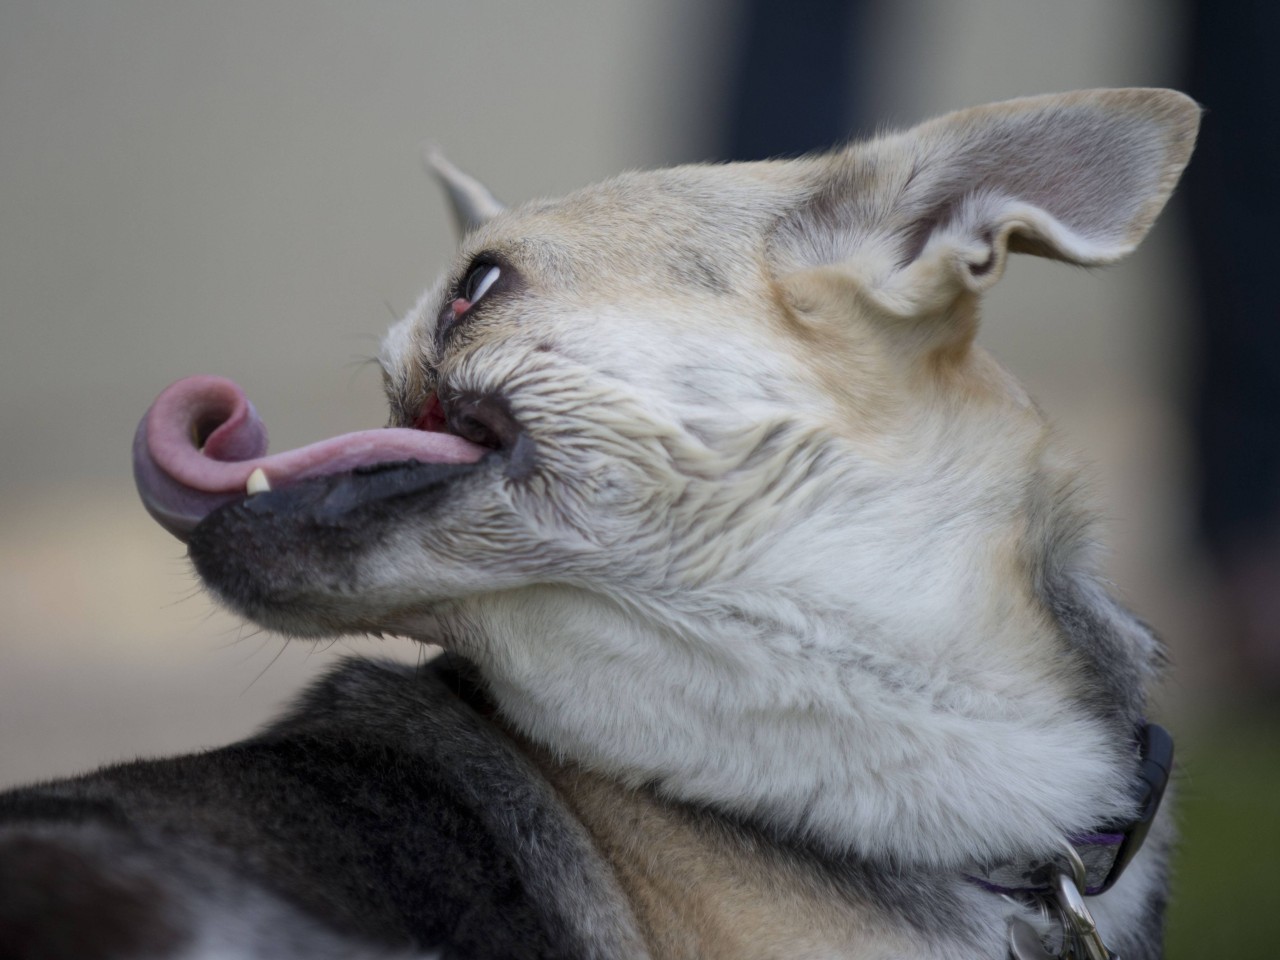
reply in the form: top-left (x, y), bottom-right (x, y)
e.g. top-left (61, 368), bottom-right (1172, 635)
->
top-left (133, 373), bottom-right (491, 541)
top-left (133, 375), bottom-right (270, 542)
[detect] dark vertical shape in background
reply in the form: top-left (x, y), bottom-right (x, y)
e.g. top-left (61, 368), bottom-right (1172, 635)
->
top-left (1185, 0), bottom-right (1280, 685)
top-left (1186, 2), bottom-right (1280, 555)
top-left (720, 0), bottom-right (869, 161)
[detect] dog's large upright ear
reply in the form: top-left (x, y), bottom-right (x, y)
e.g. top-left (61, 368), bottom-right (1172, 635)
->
top-left (426, 148), bottom-right (506, 238)
top-left (774, 89), bottom-right (1199, 322)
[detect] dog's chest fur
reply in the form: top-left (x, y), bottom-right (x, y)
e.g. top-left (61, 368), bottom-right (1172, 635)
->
top-left (536, 760), bottom-right (940, 960)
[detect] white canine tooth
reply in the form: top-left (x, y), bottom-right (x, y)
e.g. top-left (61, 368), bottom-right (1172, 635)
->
top-left (246, 468), bottom-right (271, 495)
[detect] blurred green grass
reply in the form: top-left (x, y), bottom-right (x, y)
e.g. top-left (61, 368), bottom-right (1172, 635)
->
top-left (1167, 709), bottom-right (1280, 959)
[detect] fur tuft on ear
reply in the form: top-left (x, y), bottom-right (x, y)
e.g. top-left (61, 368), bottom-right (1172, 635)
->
top-left (773, 89), bottom-right (1200, 320)
top-left (425, 147), bottom-right (506, 239)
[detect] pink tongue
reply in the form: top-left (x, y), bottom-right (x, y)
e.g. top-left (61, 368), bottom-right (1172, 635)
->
top-left (133, 375), bottom-right (487, 541)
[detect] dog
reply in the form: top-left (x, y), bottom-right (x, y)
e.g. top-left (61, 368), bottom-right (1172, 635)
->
top-left (1, 88), bottom-right (1198, 959)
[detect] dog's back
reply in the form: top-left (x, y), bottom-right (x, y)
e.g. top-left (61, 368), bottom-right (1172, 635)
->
top-left (0, 656), bottom-right (647, 960)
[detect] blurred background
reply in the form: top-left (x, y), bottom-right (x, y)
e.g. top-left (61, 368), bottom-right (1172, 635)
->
top-left (1, 1), bottom-right (1275, 955)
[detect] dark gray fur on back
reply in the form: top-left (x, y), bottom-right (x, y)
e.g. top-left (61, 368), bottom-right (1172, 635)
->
top-left (0, 656), bottom-right (644, 960)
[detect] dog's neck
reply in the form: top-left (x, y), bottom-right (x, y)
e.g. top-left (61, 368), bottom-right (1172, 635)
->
top-left (456, 583), bottom-right (1137, 877)
top-left (518, 722), bottom-right (1164, 960)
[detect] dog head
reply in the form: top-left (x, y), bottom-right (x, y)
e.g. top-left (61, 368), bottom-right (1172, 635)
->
top-left (138, 89), bottom-right (1198, 872)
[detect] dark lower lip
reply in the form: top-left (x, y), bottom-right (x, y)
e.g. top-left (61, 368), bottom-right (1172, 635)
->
top-left (186, 457), bottom-right (494, 620)
top-left (193, 457), bottom-right (491, 536)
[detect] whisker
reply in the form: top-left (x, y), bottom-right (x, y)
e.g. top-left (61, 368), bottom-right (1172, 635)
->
top-left (162, 585), bottom-right (206, 609)
top-left (344, 353), bottom-right (385, 372)
top-left (241, 638), bottom-right (292, 694)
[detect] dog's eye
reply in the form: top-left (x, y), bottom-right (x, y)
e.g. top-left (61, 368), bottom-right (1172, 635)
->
top-left (462, 263), bottom-right (500, 306)
top-left (439, 259), bottom-right (505, 348)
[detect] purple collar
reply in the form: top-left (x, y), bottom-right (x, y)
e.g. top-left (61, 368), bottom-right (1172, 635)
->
top-left (965, 721), bottom-right (1173, 897)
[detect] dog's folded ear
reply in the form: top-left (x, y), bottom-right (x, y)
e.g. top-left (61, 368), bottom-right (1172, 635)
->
top-left (773, 88), bottom-right (1200, 323)
top-left (426, 147), bottom-right (506, 238)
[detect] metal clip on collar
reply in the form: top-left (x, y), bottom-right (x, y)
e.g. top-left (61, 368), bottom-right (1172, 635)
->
top-left (1008, 844), bottom-right (1117, 959)
top-left (1053, 843), bottom-right (1117, 960)
top-left (1007, 721), bottom-right (1174, 959)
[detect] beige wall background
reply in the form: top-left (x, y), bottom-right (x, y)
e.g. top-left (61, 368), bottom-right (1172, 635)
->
top-left (0, 1), bottom-right (1212, 792)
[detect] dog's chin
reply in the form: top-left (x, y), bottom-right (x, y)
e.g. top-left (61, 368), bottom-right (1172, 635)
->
top-left (188, 458), bottom-right (489, 637)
